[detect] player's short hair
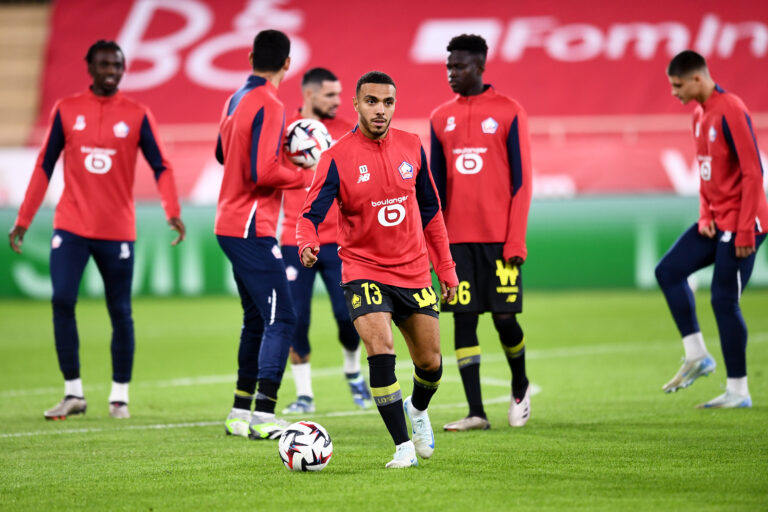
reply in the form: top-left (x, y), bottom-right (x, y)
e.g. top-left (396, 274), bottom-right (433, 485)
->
top-left (447, 34), bottom-right (488, 60)
top-left (667, 50), bottom-right (708, 77)
top-left (302, 67), bottom-right (338, 88)
top-left (355, 71), bottom-right (396, 95)
top-left (251, 29), bottom-right (290, 72)
top-left (85, 40), bottom-right (123, 63)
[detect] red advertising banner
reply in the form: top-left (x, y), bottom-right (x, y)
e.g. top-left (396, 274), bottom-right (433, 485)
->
top-left (18, 0), bottom-right (768, 201)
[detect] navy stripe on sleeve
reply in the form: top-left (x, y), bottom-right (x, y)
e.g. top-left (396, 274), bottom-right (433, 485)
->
top-left (276, 110), bottom-right (285, 157)
top-left (139, 115), bottom-right (166, 180)
top-left (416, 146), bottom-right (440, 229)
top-left (506, 116), bottom-right (523, 198)
top-left (302, 158), bottom-right (340, 233)
top-left (429, 123), bottom-right (447, 209)
top-left (250, 107), bottom-right (265, 184)
top-left (42, 110), bottom-right (65, 180)
top-left (744, 113), bottom-right (765, 176)
top-left (721, 116), bottom-right (738, 161)
top-left (227, 75), bottom-right (266, 115)
top-left (215, 134), bottom-right (224, 164)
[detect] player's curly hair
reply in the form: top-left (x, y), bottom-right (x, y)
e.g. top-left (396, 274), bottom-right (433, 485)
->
top-left (252, 29), bottom-right (291, 72)
top-left (667, 50), bottom-right (708, 77)
top-left (355, 71), bottom-right (396, 95)
top-left (85, 40), bottom-right (123, 63)
top-left (447, 34), bottom-right (488, 60)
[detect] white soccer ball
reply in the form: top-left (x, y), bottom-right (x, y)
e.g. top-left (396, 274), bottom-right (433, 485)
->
top-left (284, 118), bottom-right (332, 168)
top-left (278, 421), bottom-right (333, 472)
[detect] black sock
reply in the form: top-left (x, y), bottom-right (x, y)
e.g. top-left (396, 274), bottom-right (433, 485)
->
top-left (454, 313), bottom-right (485, 418)
top-left (368, 354), bottom-right (409, 445)
top-left (254, 379), bottom-right (279, 414)
top-left (412, 360), bottom-right (442, 411)
top-left (233, 376), bottom-right (257, 410)
top-left (493, 314), bottom-right (529, 400)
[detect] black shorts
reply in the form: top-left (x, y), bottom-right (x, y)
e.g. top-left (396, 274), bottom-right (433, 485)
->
top-left (342, 279), bottom-right (440, 325)
top-left (441, 243), bottom-right (523, 314)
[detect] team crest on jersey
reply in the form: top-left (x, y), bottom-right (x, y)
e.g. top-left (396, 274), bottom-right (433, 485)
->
top-left (398, 161), bottom-right (414, 180)
top-left (113, 121), bottom-right (130, 138)
top-left (708, 125), bottom-right (717, 142)
top-left (445, 116), bottom-right (456, 132)
top-left (481, 117), bottom-right (498, 134)
top-left (73, 115), bottom-right (86, 131)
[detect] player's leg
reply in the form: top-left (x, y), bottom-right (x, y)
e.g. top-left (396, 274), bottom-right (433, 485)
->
top-left (441, 244), bottom-right (489, 431)
top-left (698, 232), bottom-right (766, 408)
top-left (224, 272), bottom-right (265, 436)
top-left (318, 245), bottom-right (371, 408)
top-left (218, 236), bottom-right (296, 440)
top-left (398, 303), bottom-right (442, 460)
top-left (91, 239), bottom-right (135, 419)
top-left (342, 280), bottom-right (415, 468)
top-left (655, 223), bottom-right (718, 392)
top-left (492, 313), bottom-right (530, 427)
top-left (281, 245), bottom-right (316, 414)
top-left (46, 230), bottom-right (90, 419)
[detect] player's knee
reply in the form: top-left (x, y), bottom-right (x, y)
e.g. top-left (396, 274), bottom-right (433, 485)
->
top-left (654, 258), bottom-right (680, 287)
top-left (338, 319), bottom-right (360, 351)
top-left (492, 313), bottom-right (523, 346)
top-left (453, 313), bottom-right (479, 347)
top-left (710, 289), bottom-right (739, 315)
top-left (51, 296), bottom-right (76, 317)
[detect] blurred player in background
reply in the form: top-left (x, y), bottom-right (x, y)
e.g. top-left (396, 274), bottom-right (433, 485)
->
top-left (430, 34), bottom-right (533, 431)
top-left (280, 67), bottom-right (372, 415)
top-left (215, 30), bottom-right (312, 439)
top-left (655, 50), bottom-right (768, 408)
top-left (8, 40), bottom-right (185, 420)
top-left (297, 71), bottom-right (458, 468)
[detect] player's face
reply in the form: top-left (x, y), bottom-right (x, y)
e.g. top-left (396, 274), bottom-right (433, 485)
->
top-left (353, 83), bottom-right (396, 140)
top-left (446, 50), bottom-right (484, 95)
top-left (308, 80), bottom-right (342, 119)
top-left (668, 73), bottom-right (699, 105)
top-left (88, 49), bottom-right (124, 96)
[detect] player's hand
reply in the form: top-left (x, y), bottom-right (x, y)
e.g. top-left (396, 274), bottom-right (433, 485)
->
top-left (8, 225), bottom-right (26, 254)
top-left (440, 280), bottom-right (457, 303)
top-left (300, 246), bottom-right (319, 267)
top-left (699, 220), bottom-right (716, 238)
top-left (735, 245), bottom-right (755, 258)
top-left (168, 217), bottom-right (186, 246)
top-left (508, 256), bottom-right (525, 266)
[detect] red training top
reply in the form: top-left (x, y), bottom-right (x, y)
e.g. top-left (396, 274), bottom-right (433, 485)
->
top-left (15, 89), bottom-right (181, 240)
top-left (693, 85), bottom-right (768, 247)
top-left (297, 126), bottom-right (457, 289)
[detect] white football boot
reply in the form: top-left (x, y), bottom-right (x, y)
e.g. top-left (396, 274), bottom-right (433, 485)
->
top-left (403, 396), bottom-right (434, 458)
top-left (697, 390), bottom-right (752, 409)
top-left (509, 384), bottom-right (531, 427)
top-left (662, 355), bottom-right (716, 393)
top-left (385, 440), bottom-right (418, 469)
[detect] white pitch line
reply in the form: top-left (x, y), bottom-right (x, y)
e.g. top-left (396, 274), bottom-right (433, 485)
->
top-left (2, 333), bottom-right (765, 399)
top-left (0, 385), bottom-right (542, 439)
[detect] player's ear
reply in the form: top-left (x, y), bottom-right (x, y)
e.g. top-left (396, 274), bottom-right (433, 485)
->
top-left (248, 51), bottom-right (254, 69)
top-left (283, 56), bottom-right (291, 72)
top-left (352, 94), bottom-right (359, 112)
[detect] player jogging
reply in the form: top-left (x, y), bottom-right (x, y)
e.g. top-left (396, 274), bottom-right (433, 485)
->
top-left (216, 30), bottom-right (313, 439)
top-left (8, 40), bottom-right (185, 420)
top-left (656, 50), bottom-right (768, 408)
top-left (280, 67), bottom-right (372, 414)
top-left (430, 34), bottom-right (533, 431)
top-left (297, 71), bottom-right (458, 468)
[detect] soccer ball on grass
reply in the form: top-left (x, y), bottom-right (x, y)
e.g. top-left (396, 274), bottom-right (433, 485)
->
top-left (284, 119), bottom-right (332, 168)
top-left (278, 421), bottom-right (333, 471)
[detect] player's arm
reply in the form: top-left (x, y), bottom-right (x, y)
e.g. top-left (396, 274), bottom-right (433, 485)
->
top-left (297, 154), bottom-right (339, 267)
top-left (429, 121), bottom-right (448, 209)
top-left (722, 108), bottom-right (764, 253)
top-left (9, 105), bottom-right (66, 254)
top-left (416, 146), bottom-right (458, 301)
top-left (139, 109), bottom-right (185, 245)
top-left (249, 102), bottom-right (311, 189)
top-left (503, 107), bottom-right (533, 265)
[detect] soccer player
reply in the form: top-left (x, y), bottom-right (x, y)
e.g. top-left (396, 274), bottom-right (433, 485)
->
top-left (430, 34), bottom-right (533, 431)
top-left (216, 30), bottom-right (313, 439)
top-left (280, 67), bottom-right (372, 414)
top-left (8, 40), bottom-right (185, 420)
top-left (655, 50), bottom-right (768, 408)
top-left (297, 71), bottom-right (458, 468)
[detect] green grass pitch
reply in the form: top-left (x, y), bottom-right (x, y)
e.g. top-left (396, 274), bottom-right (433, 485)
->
top-left (1, 290), bottom-right (767, 511)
